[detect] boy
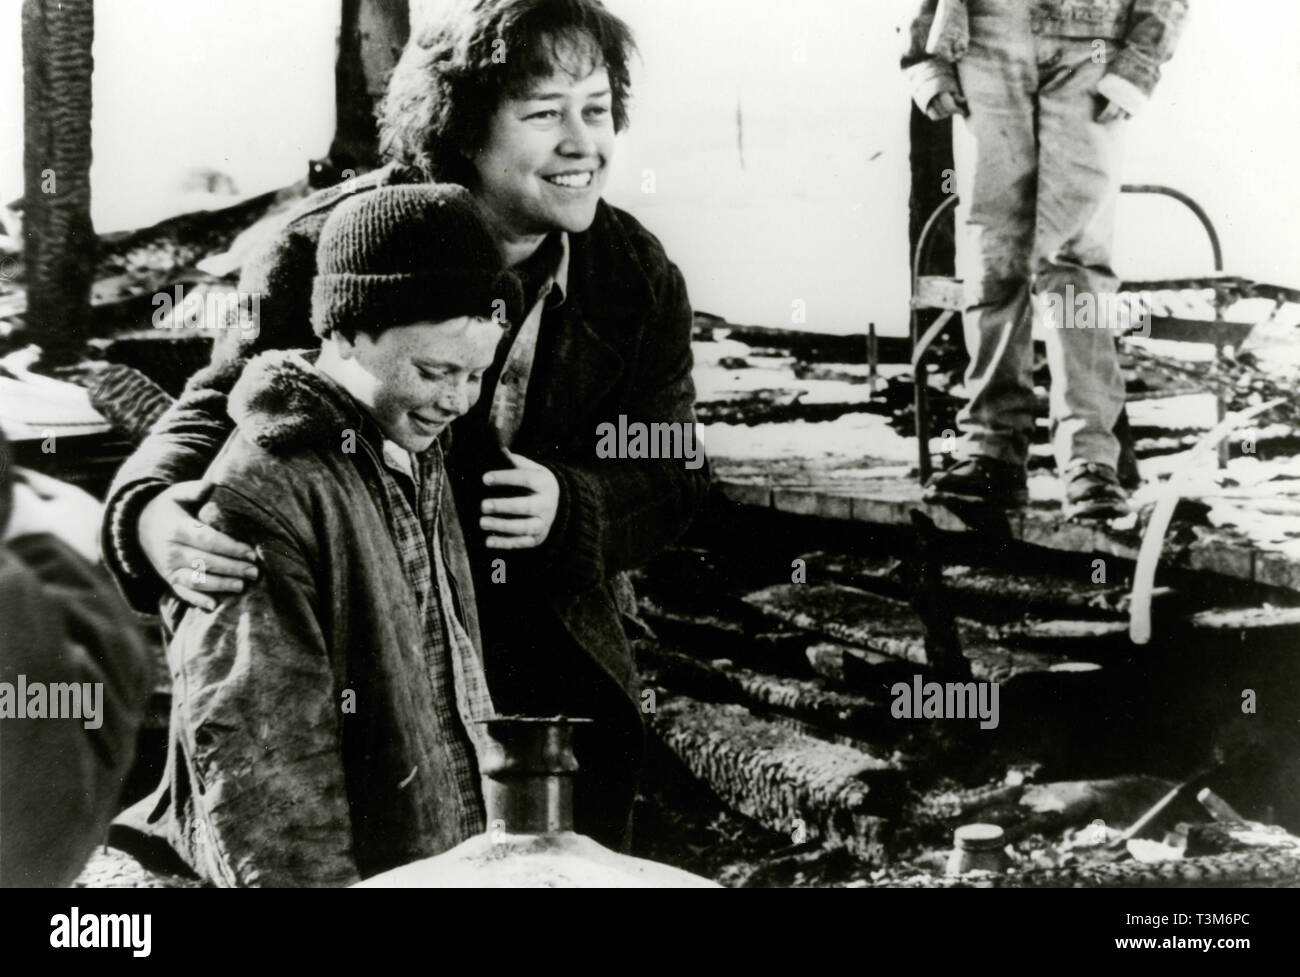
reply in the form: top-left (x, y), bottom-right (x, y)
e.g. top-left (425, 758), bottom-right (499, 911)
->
top-left (104, 0), bottom-right (707, 849)
top-left (135, 185), bottom-right (523, 886)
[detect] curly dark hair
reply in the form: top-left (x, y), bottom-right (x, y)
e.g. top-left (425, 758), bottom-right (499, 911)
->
top-left (378, 0), bottom-right (636, 186)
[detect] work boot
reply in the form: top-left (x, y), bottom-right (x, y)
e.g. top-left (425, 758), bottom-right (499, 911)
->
top-left (1062, 463), bottom-right (1130, 522)
top-left (924, 456), bottom-right (1028, 508)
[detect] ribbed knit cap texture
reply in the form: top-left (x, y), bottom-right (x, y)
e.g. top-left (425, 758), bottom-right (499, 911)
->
top-left (312, 183), bottom-right (524, 339)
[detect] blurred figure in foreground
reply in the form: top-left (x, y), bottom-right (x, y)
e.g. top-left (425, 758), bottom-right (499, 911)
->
top-left (0, 429), bottom-right (151, 886)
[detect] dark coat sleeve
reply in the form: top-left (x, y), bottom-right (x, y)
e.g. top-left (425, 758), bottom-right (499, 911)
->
top-left (541, 256), bottom-right (710, 593)
top-left (0, 534), bottom-right (152, 887)
top-left (100, 223), bottom-right (321, 614)
top-left (166, 478), bottom-right (360, 887)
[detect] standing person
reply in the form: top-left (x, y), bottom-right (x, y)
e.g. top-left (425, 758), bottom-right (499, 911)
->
top-left (904, 0), bottom-right (1188, 520)
top-left (101, 0), bottom-right (708, 849)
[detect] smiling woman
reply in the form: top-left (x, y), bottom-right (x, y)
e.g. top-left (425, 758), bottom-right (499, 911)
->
top-left (99, 0), bottom-right (710, 862)
top-left (378, 0), bottom-right (636, 191)
top-left (473, 59), bottom-right (616, 262)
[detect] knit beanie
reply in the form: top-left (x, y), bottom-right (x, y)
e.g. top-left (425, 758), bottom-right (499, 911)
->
top-left (311, 183), bottom-right (524, 339)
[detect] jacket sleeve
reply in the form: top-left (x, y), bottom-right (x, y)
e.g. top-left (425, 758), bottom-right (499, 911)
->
top-left (902, 0), bottom-right (965, 114)
top-left (167, 481), bottom-right (360, 887)
top-left (0, 534), bottom-right (152, 887)
top-left (541, 259), bottom-right (710, 594)
top-left (1098, 0), bottom-right (1190, 115)
top-left (100, 224), bottom-right (319, 614)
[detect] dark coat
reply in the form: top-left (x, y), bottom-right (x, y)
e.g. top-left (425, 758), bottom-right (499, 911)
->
top-left (102, 165), bottom-right (710, 847)
top-left (139, 351), bottom-right (491, 887)
top-left (0, 531), bottom-right (151, 887)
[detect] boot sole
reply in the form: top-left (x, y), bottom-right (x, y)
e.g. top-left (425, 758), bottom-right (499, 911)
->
top-left (1063, 502), bottom-right (1131, 523)
top-left (923, 486), bottom-right (1029, 510)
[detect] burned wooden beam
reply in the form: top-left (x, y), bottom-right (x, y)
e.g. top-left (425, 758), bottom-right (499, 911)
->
top-left (328, 0), bottom-right (410, 176)
top-left (649, 693), bottom-right (898, 865)
top-left (21, 0), bottom-right (95, 364)
top-left (742, 583), bottom-right (1069, 684)
top-left (638, 644), bottom-right (896, 740)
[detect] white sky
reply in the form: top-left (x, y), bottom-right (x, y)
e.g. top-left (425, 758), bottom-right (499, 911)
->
top-left (2, 0), bottom-right (1297, 336)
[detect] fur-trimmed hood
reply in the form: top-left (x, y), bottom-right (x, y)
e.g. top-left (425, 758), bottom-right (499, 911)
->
top-left (227, 348), bottom-right (448, 455)
top-left (227, 350), bottom-right (357, 453)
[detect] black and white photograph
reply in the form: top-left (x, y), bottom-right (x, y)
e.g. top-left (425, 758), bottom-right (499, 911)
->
top-left (0, 0), bottom-right (1297, 940)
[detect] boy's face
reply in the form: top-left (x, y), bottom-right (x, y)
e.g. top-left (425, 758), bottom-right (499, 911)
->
top-left (471, 39), bottom-right (615, 240)
top-left (343, 316), bottom-right (502, 453)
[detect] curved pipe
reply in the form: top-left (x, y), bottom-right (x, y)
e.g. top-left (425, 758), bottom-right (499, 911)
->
top-left (910, 184), bottom-right (1225, 480)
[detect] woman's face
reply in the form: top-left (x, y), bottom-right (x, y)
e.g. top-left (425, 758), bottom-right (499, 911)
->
top-left (471, 41), bottom-right (615, 241)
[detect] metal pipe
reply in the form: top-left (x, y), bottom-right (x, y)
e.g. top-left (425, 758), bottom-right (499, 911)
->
top-left (478, 716), bottom-right (592, 835)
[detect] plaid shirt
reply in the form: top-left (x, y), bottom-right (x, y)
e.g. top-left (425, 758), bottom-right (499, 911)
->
top-left (488, 233), bottom-right (569, 449)
top-left (364, 427), bottom-right (496, 842)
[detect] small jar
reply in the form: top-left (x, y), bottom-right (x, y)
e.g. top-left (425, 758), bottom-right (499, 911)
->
top-left (946, 823), bottom-right (1008, 876)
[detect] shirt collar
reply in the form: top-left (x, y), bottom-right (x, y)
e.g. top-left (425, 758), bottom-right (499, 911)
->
top-left (381, 439), bottom-right (415, 479)
top-left (552, 232), bottom-right (570, 306)
top-left (515, 232), bottom-right (570, 310)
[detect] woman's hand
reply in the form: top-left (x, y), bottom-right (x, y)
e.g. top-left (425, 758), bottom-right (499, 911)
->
top-left (480, 451), bottom-right (559, 550)
top-left (138, 480), bottom-right (258, 611)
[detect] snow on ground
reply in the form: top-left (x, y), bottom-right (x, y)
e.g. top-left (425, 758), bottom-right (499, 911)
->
top-left (694, 366), bottom-right (879, 405)
top-left (1126, 393), bottom-right (1219, 430)
top-left (693, 339), bottom-right (908, 405)
top-left (700, 411), bottom-right (916, 465)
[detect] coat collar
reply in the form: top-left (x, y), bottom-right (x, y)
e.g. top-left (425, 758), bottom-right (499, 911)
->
top-left (228, 349), bottom-right (371, 452)
top-left (229, 348), bottom-right (455, 458)
top-left (566, 200), bottom-right (657, 320)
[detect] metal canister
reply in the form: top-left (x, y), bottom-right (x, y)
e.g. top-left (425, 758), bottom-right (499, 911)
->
top-left (478, 716), bottom-right (592, 835)
top-left (946, 823), bottom-right (1008, 876)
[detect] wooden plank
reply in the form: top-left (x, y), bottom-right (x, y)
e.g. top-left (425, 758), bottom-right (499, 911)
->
top-left (912, 275), bottom-right (965, 312)
top-left (805, 642), bottom-right (928, 690)
top-left (721, 480), bottom-right (774, 509)
top-left (716, 476), bottom-right (1296, 595)
top-left (772, 487), bottom-right (853, 521)
top-left (1191, 605), bottom-right (1300, 632)
top-left (742, 583), bottom-right (1072, 684)
top-left (639, 645), bottom-right (895, 739)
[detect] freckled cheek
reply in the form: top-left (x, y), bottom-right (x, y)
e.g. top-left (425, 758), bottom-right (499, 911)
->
top-left (378, 373), bottom-right (425, 416)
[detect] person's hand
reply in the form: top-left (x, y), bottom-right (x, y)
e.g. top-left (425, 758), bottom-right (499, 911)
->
top-left (3, 469), bottom-right (102, 563)
top-left (1096, 97), bottom-right (1131, 123)
top-left (926, 91), bottom-right (969, 121)
top-left (138, 480), bottom-right (258, 610)
top-left (480, 451), bottom-right (559, 550)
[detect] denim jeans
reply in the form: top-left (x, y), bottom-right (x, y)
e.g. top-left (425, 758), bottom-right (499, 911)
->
top-left (952, 0), bottom-right (1128, 474)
